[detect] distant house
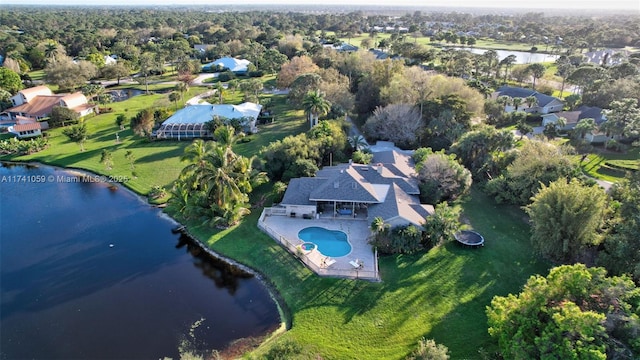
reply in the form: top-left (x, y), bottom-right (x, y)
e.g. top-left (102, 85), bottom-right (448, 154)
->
top-left (202, 57), bottom-right (251, 74)
top-left (541, 105), bottom-right (606, 130)
top-left (279, 147), bottom-right (434, 228)
top-left (369, 49), bottom-right (389, 59)
top-left (156, 102), bottom-right (262, 139)
top-left (5, 87), bottom-right (95, 121)
top-left (193, 44), bottom-right (214, 53)
top-left (493, 86), bottom-right (564, 114)
top-left (104, 55), bottom-right (117, 65)
top-left (9, 122), bottom-right (42, 139)
top-left (323, 43), bottom-right (359, 52)
top-left (584, 49), bottom-right (627, 66)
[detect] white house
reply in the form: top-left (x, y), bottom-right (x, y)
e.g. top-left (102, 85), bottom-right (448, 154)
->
top-left (10, 86), bottom-right (52, 107)
top-left (5, 86), bottom-right (96, 121)
top-left (9, 122), bottom-right (42, 139)
top-left (202, 57), bottom-right (251, 74)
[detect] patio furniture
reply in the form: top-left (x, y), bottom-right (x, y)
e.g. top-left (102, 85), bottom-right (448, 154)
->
top-left (349, 259), bottom-right (363, 269)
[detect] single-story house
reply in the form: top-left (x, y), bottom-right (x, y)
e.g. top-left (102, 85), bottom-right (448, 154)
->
top-left (280, 149), bottom-right (434, 228)
top-left (585, 130), bottom-right (610, 144)
top-left (9, 122), bottom-right (42, 139)
top-left (323, 43), bottom-right (359, 52)
top-left (541, 105), bottom-right (606, 130)
top-left (493, 86), bottom-right (564, 114)
top-left (202, 57), bottom-right (252, 74)
top-left (155, 102), bottom-right (262, 140)
top-left (5, 86), bottom-right (96, 121)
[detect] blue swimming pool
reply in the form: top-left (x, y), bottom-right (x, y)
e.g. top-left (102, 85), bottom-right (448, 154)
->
top-left (298, 227), bottom-right (351, 257)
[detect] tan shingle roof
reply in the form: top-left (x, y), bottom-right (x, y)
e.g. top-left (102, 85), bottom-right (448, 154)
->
top-left (9, 95), bottom-right (64, 117)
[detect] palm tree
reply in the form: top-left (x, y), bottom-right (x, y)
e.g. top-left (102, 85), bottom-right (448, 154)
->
top-left (500, 55), bottom-right (517, 84)
top-left (168, 92), bottom-right (180, 110)
top-left (271, 181), bottom-right (287, 203)
top-left (512, 97), bottom-right (523, 111)
top-left (573, 118), bottom-right (596, 139)
top-left (302, 90), bottom-right (331, 129)
top-left (527, 63), bottom-right (546, 90)
top-left (214, 83), bottom-right (224, 104)
top-left (371, 216), bottom-right (388, 235)
top-left (556, 116), bottom-right (567, 131)
top-left (524, 95), bottom-right (538, 110)
top-left (213, 125), bottom-right (243, 148)
top-left (179, 134), bottom-right (267, 227)
top-left (348, 134), bottom-right (368, 152)
top-left (497, 95), bottom-right (512, 112)
top-left (175, 82), bottom-right (189, 100)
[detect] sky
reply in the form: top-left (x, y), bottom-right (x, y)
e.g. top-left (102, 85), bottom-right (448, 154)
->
top-left (10, 0), bottom-right (640, 9)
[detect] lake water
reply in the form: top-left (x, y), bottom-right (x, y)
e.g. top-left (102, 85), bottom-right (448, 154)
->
top-left (0, 163), bottom-right (280, 359)
top-left (451, 47), bottom-right (559, 64)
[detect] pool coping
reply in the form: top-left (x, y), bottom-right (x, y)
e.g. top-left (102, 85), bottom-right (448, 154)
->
top-left (258, 208), bottom-right (379, 281)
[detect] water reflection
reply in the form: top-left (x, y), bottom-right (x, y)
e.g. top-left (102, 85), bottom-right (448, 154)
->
top-left (0, 163), bottom-right (280, 359)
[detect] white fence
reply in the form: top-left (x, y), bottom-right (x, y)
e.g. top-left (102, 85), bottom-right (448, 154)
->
top-left (258, 208), bottom-right (379, 281)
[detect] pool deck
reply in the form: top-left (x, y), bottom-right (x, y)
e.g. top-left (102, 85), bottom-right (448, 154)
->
top-left (258, 210), bottom-right (379, 281)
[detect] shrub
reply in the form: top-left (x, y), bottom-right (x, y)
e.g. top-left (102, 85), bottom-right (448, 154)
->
top-left (352, 150), bottom-right (373, 164)
top-left (248, 70), bottom-right (264, 77)
top-left (217, 71), bottom-right (236, 82)
top-left (406, 338), bottom-right (450, 360)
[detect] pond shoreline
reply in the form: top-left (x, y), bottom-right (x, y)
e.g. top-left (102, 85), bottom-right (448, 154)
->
top-left (1, 160), bottom-right (290, 354)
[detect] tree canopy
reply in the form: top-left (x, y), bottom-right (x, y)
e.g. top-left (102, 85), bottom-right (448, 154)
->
top-left (485, 140), bottom-right (579, 205)
top-left (487, 264), bottom-right (640, 360)
top-left (525, 178), bottom-right (608, 263)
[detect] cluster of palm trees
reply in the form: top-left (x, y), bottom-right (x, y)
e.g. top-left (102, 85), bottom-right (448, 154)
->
top-left (167, 126), bottom-right (267, 227)
top-left (496, 95), bottom-right (538, 111)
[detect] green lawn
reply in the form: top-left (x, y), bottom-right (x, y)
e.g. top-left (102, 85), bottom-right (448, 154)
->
top-left (580, 147), bottom-right (640, 182)
top-left (181, 188), bottom-right (548, 359)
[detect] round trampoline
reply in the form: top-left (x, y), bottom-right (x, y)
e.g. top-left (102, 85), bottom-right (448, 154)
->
top-left (455, 230), bottom-right (484, 247)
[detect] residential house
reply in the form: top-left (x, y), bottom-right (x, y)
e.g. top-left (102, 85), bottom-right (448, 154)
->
top-left (584, 49), bottom-right (627, 66)
top-left (155, 102), bottom-right (262, 139)
top-left (4, 87), bottom-right (95, 121)
top-left (279, 149), bottom-right (434, 228)
top-left (323, 43), bottom-right (359, 52)
top-left (8, 122), bottom-right (42, 139)
top-left (202, 57), bottom-right (251, 74)
top-left (541, 105), bottom-right (606, 130)
top-left (493, 86), bottom-right (564, 114)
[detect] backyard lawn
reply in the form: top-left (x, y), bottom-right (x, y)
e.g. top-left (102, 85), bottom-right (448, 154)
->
top-left (184, 187), bottom-right (549, 359)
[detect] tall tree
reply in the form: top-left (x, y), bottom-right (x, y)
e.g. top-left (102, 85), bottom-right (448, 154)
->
top-left (527, 63), bottom-right (546, 90)
top-left (0, 67), bottom-right (23, 94)
top-left (499, 55), bottom-right (517, 84)
top-left (601, 98), bottom-right (640, 138)
top-left (416, 151), bottom-right (472, 203)
top-left (526, 178), bottom-right (607, 262)
top-left (302, 90), bottom-right (331, 129)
